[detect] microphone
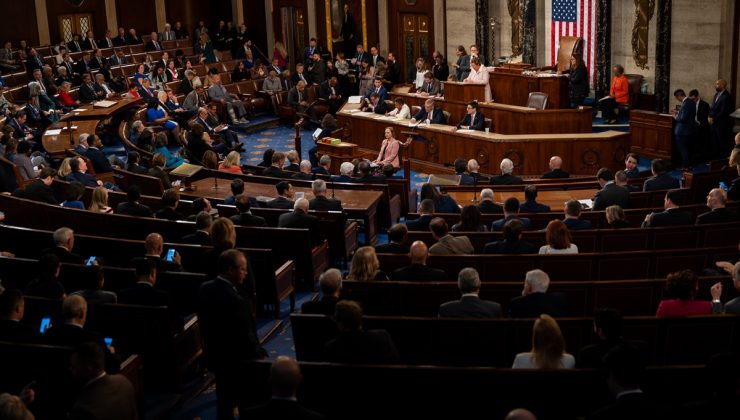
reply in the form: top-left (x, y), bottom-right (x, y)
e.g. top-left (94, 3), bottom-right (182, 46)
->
top-left (472, 174), bottom-right (478, 203)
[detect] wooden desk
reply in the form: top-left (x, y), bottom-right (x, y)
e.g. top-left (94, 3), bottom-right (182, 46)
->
top-left (187, 177), bottom-right (384, 244)
top-left (442, 82), bottom-right (485, 103)
top-left (58, 97), bottom-right (142, 121)
top-left (42, 120), bottom-right (100, 156)
top-left (389, 92), bottom-right (591, 134)
top-left (447, 189), bottom-right (598, 211)
top-left (629, 110), bottom-right (674, 161)
top-left (338, 105), bottom-right (628, 176)
top-left (490, 68), bottom-right (569, 109)
top-left (315, 140), bottom-right (365, 174)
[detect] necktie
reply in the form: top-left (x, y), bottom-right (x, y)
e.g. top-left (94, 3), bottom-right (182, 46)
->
top-left (428, 83), bottom-right (431, 92)
top-left (91, 39), bottom-right (97, 49)
top-left (75, 42), bottom-right (80, 51)
top-left (39, 82), bottom-right (45, 93)
top-left (202, 118), bottom-right (212, 131)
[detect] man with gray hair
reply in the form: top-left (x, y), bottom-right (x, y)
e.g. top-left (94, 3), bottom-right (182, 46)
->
top-left (490, 158), bottom-right (523, 185)
top-left (312, 154), bottom-right (332, 176)
top-left (509, 269), bottom-right (567, 318)
top-left (278, 198), bottom-right (324, 246)
top-left (43, 227), bottom-right (84, 264)
top-left (309, 179), bottom-right (343, 211)
top-left (477, 188), bottom-right (503, 213)
top-left (284, 150), bottom-right (300, 172)
top-left (467, 159), bottom-right (488, 183)
top-left (438, 267), bottom-right (501, 318)
top-left (717, 262), bottom-right (740, 314)
top-left (301, 268), bottom-right (342, 315)
top-left (696, 188), bottom-right (737, 224)
top-left (292, 160), bottom-right (314, 180)
top-left (331, 161), bottom-right (355, 183)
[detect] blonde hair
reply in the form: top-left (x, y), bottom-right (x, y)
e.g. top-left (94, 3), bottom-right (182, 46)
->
top-left (0, 393), bottom-right (34, 420)
top-left (222, 151), bottom-right (241, 168)
top-left (58, 157), bottom-right (73, 178)
top-left (531, 315), bottom-right (566, 369)
top-left (730, 148), bottom-right (740, 167)
top-left (605, 205), bottom-right (626, 225)
top-left (88, 186), bottom-right (109, 213)
top-left (211, 217), bottom-right (236, 249)
top-left (202, 150), bottom-right (219, 169)
top-left (347, 247), bottom-right (380, 281)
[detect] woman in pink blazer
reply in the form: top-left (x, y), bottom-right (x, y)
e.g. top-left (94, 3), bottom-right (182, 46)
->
top-left (374, 126), bottom-right (400, 168)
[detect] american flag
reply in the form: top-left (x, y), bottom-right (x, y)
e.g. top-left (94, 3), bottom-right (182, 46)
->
top-left (551, 0), bottom-right (596, 88)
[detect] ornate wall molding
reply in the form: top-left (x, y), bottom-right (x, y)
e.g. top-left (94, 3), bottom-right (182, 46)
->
top-left (631, 0), bottom-right (655, 70)
top-left (475, 0), bottom-right (489, 64)
top-left (654, 0), bottom-right (672, 113)
top-left (595, 0), bottom-right (611, 100)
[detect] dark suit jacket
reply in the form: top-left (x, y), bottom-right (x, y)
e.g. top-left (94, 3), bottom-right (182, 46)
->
top-left (84, 147), bottom-right (113, 173)
top-left (127, 163), bottom-right (148, 175)
top-left (147, 167), bottom-right (172, 189)
top-left (242, 399), bottom-right (325, 420)
top-left (675, 98), bottom-right (697, 137)
top-left (478, 200), bottom-right (503, 214)
top-left (438, 295), bottom-right (502, 318)
top-left (352, 174), bottom-right (387, 184)
top-left (15, 179), bottom-right (57, 204)
top-left (198, 278), bottom-right (266, 371)
top-left (642, 173), bottom-right (680, 192)
top-left (390, 264), bottom-right (448, 281)
top-left (491, 215), bottom-right (531, 231)
top-left (278, 210), bottom-right (324, 245)
top-left (642, 207), bottom-right (693, 227)
top-left (563, 217), bottom-right (593, 230)
top-left (65, 171), bottom-right (98, 188)
top-left (118, 282), bottom-right (170, 307)
top-left (145, 40), bottom-right (162, 52)
top-left (154, 206), bottom-right (184, 221)
top-left (405, 214), bottom-right (433, 231)
top-left (456, 172), bottom-right (475, 185)
top-left (44, 323), bottom-right (119, 373)
top-left (69, 374), bottom-right (138, 420)
top-left (374, 242), bottom-right (411, 254)
top-left (0, 319), bottom-right (41, 343)
top-left (709, 90), bottom-right (733, 121)
top-left (319, 81), bottom-right (342, 101)
top-left (309, 195), bottom-right (343, 211)
top-left (520, 200), bottom-right (551, 213)
top-left (456, 112), bottom-right (485, 131)
top-left (413, 107), bottom-right (446, 124)
top-left (330, 174), bottom-right (354, 183)
top-left (593, 182), bottom-right (631, 211)
top-left (182, 230), bottom-right (212, 245)
top-left (696, 207), bottom-right (739, 224)
top-left (79, 83), bottom-right (102, 101)
top-left (483, 239), bottom-right (537, 254)
top-left (116, 201), bottom-right (153, 217)
top-left (490, 173), bottom-right (523, 185)
top-left (230, 212), bottom-right (268, 227)
top-left (266, 196), bottom-right (294, 209)
top-left (324, 330), bottom-right (399, 364)
top-left (418, 79), bottom-right (442, 96)
top-left (292, 172), bottom-right (314, 181)
top-left (576, 339), bottom-right (623, 368)
top-left (364, 99), bottom-right (387, 114)
top-left (42, 246), bottom-right (84, 264)
top-left (262, 166), bottom-right (290, 178)
top-left (509, 292), bottom-right (568, 318)
top-left (542, 169), bottom-right (570, 179)
top-left (301, 295), bottom-right (339, 316)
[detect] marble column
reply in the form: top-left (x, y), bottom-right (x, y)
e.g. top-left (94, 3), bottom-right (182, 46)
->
top-left (521, 0), bottom-right (536, 65)
top-left (475, 0), bottom-right (489, 64)
top-left (35, 0), bottom-right (50, 45)
top-left (105, 0), bottom-right (118, 32)
top-left (595, 0), bottom-right (611, 99)
top-left (654, 0), bottom-right (671, 113)
top-left (155, 0), bottom-right (166, 31)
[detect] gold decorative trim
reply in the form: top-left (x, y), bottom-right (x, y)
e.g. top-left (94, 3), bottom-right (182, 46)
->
top-left (325, 0), bottom-right (333, 54)
top-left (361, 0), bottom-right (367, 51)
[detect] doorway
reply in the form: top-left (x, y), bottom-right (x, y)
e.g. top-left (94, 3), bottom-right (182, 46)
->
top-left (273, 1), bottom-right (308, 73)
top-left (400, 13), bottom-right (430, 81)
top-left (58, 14), bottom-right (93, 43)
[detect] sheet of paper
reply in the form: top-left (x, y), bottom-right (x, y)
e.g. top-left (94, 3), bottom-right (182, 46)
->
top-left (45, 129), bottom-right (62, 135)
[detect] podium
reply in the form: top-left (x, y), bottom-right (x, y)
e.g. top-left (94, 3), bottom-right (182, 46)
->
top-left (443, 82), bottom-right (485, 103)
top-left (316, 139), bottom-right (365, 174)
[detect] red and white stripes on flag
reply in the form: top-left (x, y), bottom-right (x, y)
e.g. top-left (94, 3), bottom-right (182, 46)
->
top-left (550, 0), bottom-right (597, 88)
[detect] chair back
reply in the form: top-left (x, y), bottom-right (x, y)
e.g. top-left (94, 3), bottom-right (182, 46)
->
top-left (527, 92), bottom-right (548, 110)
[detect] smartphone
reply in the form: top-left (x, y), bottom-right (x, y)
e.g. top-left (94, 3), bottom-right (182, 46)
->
top-left (172, 180), bottom-right (182, 187)
top-left (295, 192), bottom-right (305, 200)
top-left (165, 249), bottom-right (175, 262)
top-left (85, 256), bottom-right (96, 266)
top-left (39, 317), bottom-right (51, 334)
top-left (104, 337), bottom-right (113, 348)
top-left (719, 182), bottom-right (729, 192)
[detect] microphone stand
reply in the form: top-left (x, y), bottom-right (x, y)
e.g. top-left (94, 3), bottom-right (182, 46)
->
top-left (472, 174), bottom-right (478, 203)
top-left (331, 180), bottom-right (336, 199)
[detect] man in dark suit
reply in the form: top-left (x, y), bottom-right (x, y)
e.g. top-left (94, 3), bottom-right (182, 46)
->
top-left (642, 189), bottom-right (693, 227)
top-left (307, 52), bottom-right (326, 85)
top-left (0, 289), bottom-right (41, 343)
top-left (324, 300), bottom-right (399, 364)
top-left (84, 134), bottom-right (114, 173)
top-left (673, 89), bottom-right (697, 168)
top-left (182, 212), bottom-right (213, 245)
top-left (116, 185), bottom-right (153, 217)
top-left (360, 92), bottom-right (387, 114)
top-left (145, 32), bottom-right (163, 52)
top-left (198, 249), bottom-right (267, 418)
top-left (352, 160), bottom-right (386, 184)
top-left (242, 356), bottom-right (325, 420)
top-left (453, 100), bottom-right (486, 131)
top-left (696, 188), bottom-right (738, 224)
top-left (484, 219), bottom-right (537, 254)
top-left (375, 224), bottom-right (411, 254)
top-left (593, 168), bottom-right (630, 211)
top-left (262, 151), bottom-right (290, 178)
top-left (330, 161), bottom-right (355, 183)
top-left (154, 189), bottom-right (185, 221)
top-left (491, 197), bottom-right (531, 231)
top-left (385, 52), bottom-right (401, 85)
top-left (67, 33), bottom-right (83, 52)
top-left (390, 240), bottom-right (448, 281)
top-left (230, 194), bottom-right (267, 227)
top-left (577, 308), bottom-right (625, 368)
top-left (727, 165), bottom-right (740, 202)
top-left (406, 199), bottom-right (435, 231)
top-left (301, 268), bottom-right (342, 315)
top-left (126, 151), bottom-right (148, 174)
top-left (266, 181), bottom-right (295, 209)
top-left (142, 233), bottom-right (183, 272)
top-left (79, 73), bottom-right (104, 102)
top-left (520, 185), bottom-right (551, 213)
top-left (411, 98), bottom-right (446, 125)
top-left (13, 167), bottom-right (58, 205)
top-left (24, 48), bottom-right (45, 77)
top-left (624, 153), bottom-right (641, 178)
top-left (454, 158), bottom-right (476, 185)
top-left (319, 76), bottom-right (343, 114)
top-left (69, 343), bottom-right (138, 420)
top-left (417, 71), bottom-right (442, 97)
top-left (74, 51), bottom-right (93, 76)
top-left (283, 150), bottom-right (301, 172)
top-left (303, 38), bottom-right (322, 66)
top-left (490, 158), bottom-right (523, 185)
top-left (689, 89), bottom-right (712, 160)
top-left (509, 269), bottom-right (567, 317)
top-left (369, 46), bottom-right (385, 67)
top-left (563, 200), bottom-right (592, 230)
top-left (42, 227), bottom-right (84, 264)
top-left (708, 79), bottom-right (734, 158)
top-left (642, 159), bottom-right (680, 192)
top-left (542, 156), bottom-right (570, 178)
top-left (119, 258), bottom-right (183, 331)
top-left (309, 179), bottom-right (343, 211)
top-left (113, 28), bottom-right (128, 46)
top-left (438, 268), bottom-right (501, 318)
top-left (477, 188), bottom-right (503, 214)
top-left (278, 198), bottom-right (324, 246)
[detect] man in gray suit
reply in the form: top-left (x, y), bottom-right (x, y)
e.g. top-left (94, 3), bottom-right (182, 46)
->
top-left (719, 262), bottom-right (740, 314)
top-left (207, 74), bottom-right (248, 124)
top-left (438, 268), bottom-right (501, 318)
top-left (428, 217), bottom-right (474, 255)
top-left (160, 23), bottom-right (177, 42)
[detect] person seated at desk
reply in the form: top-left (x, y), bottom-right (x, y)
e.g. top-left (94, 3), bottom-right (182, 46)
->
top-left (489, 158), bottom-right (523, 185)
top-left (491, 197), bottom-right (532, 231)
top-left (147, 153), bottom-right (173, 189)
top-left (319, 76), bottom-right (343, 114)
top-left (283, 150), bottom-right (300, 172)
top-left (291, 160), bottom-right (314, 180)
top-left (364, 76), bottom-right (388, 102)
top-left (372, 126), bottom-right (400, 168)
top-left (429, 217), bottom-right (474, 255)
top-left (153, 132), bottom-right (184, 169)
top-left (438, 267), bottom-right (501, 318)
top-left (116, 185), bottom-right (152, 217)
top-left (453, 100), bottom-right (485, 131)
top-left (266, 181), bottom-right (295, 209)
top-left (418, 71), bottom-right (441, 97)
top-left (463, 57), bottom-right (491, 102)
top-left (386, 97), bottom-right (410, 119)
top-left (420, 183), bottom-right (459, 213)
top-left (454, 158), bottom-right (475, 185)
top-left (12, 167), bottom-right (58, 205)
top-left (324, 300), bottom-right (399, 364)
top-left (466, 159), bottom-right (488, 184)
top-left (592, 168), bottom-right (630, 211)
top-left (126, 151), bottom-right (147, 174)
top-left (61, 181), bottom-right (86, 209)
top-left (696, 188), bottom-right (738, 224)
top-left (287, 80), bottom-right (309, 113)
top-left (542, 156), bottom-right (569, 178)
top-left (483, 219), bottom-right (537, 254)
top-left (642, 158), bottom-right (680, 192)
top-left (520, 185), bottom-right (551, 213)
top-left (478, 188), bottom-right (503, 214)
top-left (360, 92), bottom-right (387, 114)
top-left (406, 199), bottom-right (435, 231)
top-left (309, 179), bottom-right (342, 210)
top-left (230, 194), bottom-right (267, 227)
top-left (146, 98), bottom-right (181, 140)
top-left (302, 268), bottom-right (343, 315)
top-left (509, 269), bottom-right (567, 318)
top-left (599, 64), bottom-right (629, 124)
top-left (411, 98), bottom-right (445, 125)
top-left (219, 151), bottom-right (243, 174)
top-left (624, 152), bottom-right (641, 178)
top-left (562, 200), bottom-right (592, 230)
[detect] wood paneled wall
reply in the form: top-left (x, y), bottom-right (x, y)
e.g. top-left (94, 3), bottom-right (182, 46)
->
top-left (116, 0), bottom-right (158, 36)
top-left (46, 0), bottom-right (108, 44)
top-left (245, 0), bottom-right (268, 56)
top-left (3, 3), bottom-right (40, 46)
top-left (313, 0), bottom-right (379, 57)
top-left (165, 0), bottom-right (234, 41)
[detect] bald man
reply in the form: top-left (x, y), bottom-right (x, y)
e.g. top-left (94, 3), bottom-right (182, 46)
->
top-left (277, 198), bottom-right (324, 246)
top-left (542, 156), bottom-right (569, 179)
top-left (389, 240), bottom-right (448, 281)
top-left (708, 79), bottom-right (734, 158)
top-left (141, 232), bottom-right (183, 272)
top-left (696, 188), bottom-right (738, 224)
top-left (505, 408), bottom-right (538, 420)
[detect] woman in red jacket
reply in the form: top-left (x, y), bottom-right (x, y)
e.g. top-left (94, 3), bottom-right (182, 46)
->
top-left (656, 270), bottom-right (722, 317)
top-left (600, 64), bottom-right (629, 124)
